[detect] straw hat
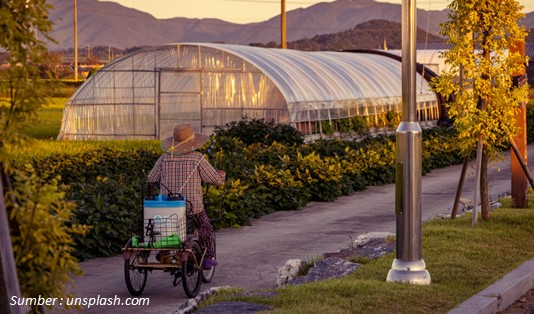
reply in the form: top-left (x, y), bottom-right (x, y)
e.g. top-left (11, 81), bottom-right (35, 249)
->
top-left (161, 124), bottom-right (208, 154)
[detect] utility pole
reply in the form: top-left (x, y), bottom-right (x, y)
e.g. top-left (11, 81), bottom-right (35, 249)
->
top-left (281, 0), bottom-right (287, 48)
top-left (386, 0), bottom-right (430, 285)
top-left (74, 0), bottom-right (78, 81)
top-left (510, 40), bottom-right (528, 208)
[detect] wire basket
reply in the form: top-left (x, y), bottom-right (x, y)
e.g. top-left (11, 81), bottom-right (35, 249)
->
top-left (143, 214), bottom-right (186, 248)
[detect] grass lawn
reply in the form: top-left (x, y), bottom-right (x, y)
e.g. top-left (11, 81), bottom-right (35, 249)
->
top-left (19, 97), bottom-right (67, 139)
top-left (200, 195), bottom-right (534, 314)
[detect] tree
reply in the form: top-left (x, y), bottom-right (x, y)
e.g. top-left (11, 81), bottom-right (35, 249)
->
top-left (1, 1), bottom-right (88, 313)
top-left (431, 0), bottom-right (529, 222)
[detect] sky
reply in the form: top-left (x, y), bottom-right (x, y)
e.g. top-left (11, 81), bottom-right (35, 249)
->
top-left (104, 0), bottom-right (534, 24)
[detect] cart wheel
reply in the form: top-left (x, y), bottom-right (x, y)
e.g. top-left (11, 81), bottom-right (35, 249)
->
top-left (182, 240), bottom-right (203, 298)
top-left (202, 235), bottom-right (216, 283)
top-left (124, 239), bottom-right (148, 296)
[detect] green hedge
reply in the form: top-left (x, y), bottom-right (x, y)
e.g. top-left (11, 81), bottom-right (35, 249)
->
top-left (12, 146), bottom-right (161, 260)
top-left (9, 115), bottom-right (534, 259)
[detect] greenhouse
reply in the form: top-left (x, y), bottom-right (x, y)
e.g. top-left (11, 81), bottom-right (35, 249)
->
top-left (58, 43), bottom-right (441, 140)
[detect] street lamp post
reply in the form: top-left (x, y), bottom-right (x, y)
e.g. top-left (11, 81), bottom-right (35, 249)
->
top-left (386, 0), bottom-right (431, 285)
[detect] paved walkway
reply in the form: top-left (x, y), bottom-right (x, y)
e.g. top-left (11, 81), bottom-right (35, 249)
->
top-left (64, 145), bottom-right (534, 313)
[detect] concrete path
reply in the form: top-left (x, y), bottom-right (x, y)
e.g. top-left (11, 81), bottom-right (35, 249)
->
top-left (64, 145), bottom-right (534, 313)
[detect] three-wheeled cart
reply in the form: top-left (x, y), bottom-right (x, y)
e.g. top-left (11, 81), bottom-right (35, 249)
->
top-left (122, 189), bottom-right (210, 298)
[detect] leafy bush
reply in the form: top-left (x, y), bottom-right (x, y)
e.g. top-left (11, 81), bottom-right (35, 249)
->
top-left (67, 174), bottom-right (143, 259)
top-left (8, 164), bottom-right (89, 311)
top-left (293, 151), bottom-right (348, 201)
top-left (422, 127), bottom-right (464, 174)
top-left (15, 112), bottom-right (534, 259)
top-left (13, 147), bottom-right (161, 260)
top-left (204, 178), bottom-right (254, 228)
top-left (214, 117), bottom-right (304, 146)
top-left (351, 116), bottom-right (370, 136)
top-left (249, 164), bottom-right (310, 211)
top-left (320, 120), bottom-right (336, 135)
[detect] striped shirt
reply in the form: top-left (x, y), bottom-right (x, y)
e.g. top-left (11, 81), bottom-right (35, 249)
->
top-left (147, 151), bottom-right (225, 214)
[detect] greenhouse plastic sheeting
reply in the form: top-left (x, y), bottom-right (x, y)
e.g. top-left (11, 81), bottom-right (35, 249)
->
top-left (59, 43), bottom-right (439, 140)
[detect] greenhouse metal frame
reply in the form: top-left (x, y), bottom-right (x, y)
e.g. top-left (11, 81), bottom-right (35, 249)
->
top-left (58, 43), bottom-right (441, 140)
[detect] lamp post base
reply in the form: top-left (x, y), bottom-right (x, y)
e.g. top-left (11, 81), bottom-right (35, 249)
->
top-left (386, 258), bottom-right (431, 285)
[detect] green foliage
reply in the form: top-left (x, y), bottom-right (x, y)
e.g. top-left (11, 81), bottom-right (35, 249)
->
top-left (201, 136), bottom-right (247, 179)
top-left (19, 98), bottom-right (66, 139)
top-left (0, 0), bottom-right (86, 308)
top-left (201, 204), bottom-right (534, 313)
top-left (250, 164), bottom-right (310, 211)
top-left (204, 178), bottom-right (253, 228)
top-left (338, 118), bottom-right (353, 133)
top-left (67, 174), bottom-right (143, 260)
top-left (14, 113), bottom-right (534, 259)
top-left (431, 0), bottom-right (529, 161)
top-left (351, 116), bottom-right (370, 136)
top-left (294, 151), bottom-right (348, 201)
top-left (0, 1), bottom-right (55, 153)
top-left (12, 146), bottom-right (161, 260)
top-left (214, 117), bottom-right (304, 147)
top-left (8, 164), bottom-right (89, 312)
top-left (431, 0), bottom-right (529, 219)
top-left (320, 120), bottom-right (336, 135)
top-left (421, 127), bottom-right (464, 174)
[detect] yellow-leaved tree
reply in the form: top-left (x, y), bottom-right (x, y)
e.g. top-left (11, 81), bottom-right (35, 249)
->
top-left (431, 0), bottom-right (530, 222)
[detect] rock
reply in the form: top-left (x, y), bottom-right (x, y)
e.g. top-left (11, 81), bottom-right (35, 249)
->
top-left (289, 257), bottom-right (360, 285)
top-left (283, 232), bottom-right (395, 287)
top-left (325, 234), bottom-right (395, 260)
top-left (459, 197), bottom-right (474, 211)
top-left (490, 201), bottom-right (502, 210)
top-left (194, 301), bottom-right (272, 314)
top-left (275, 259), bottom-right (304, 288)
top-left (176, 286), bottom-right (231, 314)
top-left (353, 232), bottom-right (394, 247)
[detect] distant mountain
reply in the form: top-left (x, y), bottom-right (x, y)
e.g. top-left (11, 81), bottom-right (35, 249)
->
top-left (280, 19), bottom-right (445, 51)
top-left (46, 0), bottom-right (534, 50)
top-left (46, 0), bottom-right (243, 49)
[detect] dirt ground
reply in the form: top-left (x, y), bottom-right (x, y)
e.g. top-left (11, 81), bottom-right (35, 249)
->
top-left (499, 288), bottom-right (534, 314)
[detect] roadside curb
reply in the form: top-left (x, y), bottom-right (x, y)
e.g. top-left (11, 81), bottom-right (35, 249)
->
top-left (448, 258), bottom-right (534, 314)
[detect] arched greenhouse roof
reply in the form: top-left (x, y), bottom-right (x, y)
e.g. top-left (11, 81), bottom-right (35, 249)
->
top-left (201, 43), bottom-right (415, 103)
top-left (59, 43), bottom-right (440, 140)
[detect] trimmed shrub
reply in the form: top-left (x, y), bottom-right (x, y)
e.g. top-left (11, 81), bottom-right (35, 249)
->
top-left (214, 117), bottom-right (304, 146)
top-left (15, 114), bottom-right (534, 259)
top-left (13, 147), bottom-right (161, 260)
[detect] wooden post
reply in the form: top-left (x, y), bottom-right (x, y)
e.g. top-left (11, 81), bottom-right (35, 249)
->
top-left (510, 139), bottom-right (534, 190)
top-left (473, 139), bottom-right (483, 227)
top-left (451, 156), bottom-right (469, 219)
top-left (510, 40), bottom-right (527, 208)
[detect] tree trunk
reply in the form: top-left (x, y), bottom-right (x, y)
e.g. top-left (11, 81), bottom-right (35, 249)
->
top-left (480, 146), bottom-right (490, 220)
